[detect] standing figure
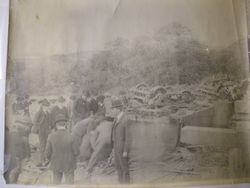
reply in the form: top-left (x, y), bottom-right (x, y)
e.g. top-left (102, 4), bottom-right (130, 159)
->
top-left (111, 99), bottom-right (130, 184)
top-left (72, 91), bottom-right (90, 125)
top-left (45, 114), bottom-right (79, 184)
top-left (88, 95), bottom-right (98, 116)
top-left (96, 95), bottom-right (106, 115)
top-left (32, 99), bottom-right (51, 167)
top-left (50, 96), bottom-right (69, 129)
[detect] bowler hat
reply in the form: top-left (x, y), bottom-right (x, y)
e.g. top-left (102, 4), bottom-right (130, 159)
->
top-left (39, 99), bottom-right (50, 106)
top-left (54, 114), bottom-right (67, 125)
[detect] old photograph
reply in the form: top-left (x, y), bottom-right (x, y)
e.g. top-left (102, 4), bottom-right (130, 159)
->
top-left (3, 0), bottom-right (250, 186)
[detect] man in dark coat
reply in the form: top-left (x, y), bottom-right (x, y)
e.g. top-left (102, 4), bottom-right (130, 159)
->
top-left (88, 97), bottom-right (98, 115)
top-left (32, 99), bottom-right (51, 166)
top-left (72, 91), bottom-right (90, 125)
top-left (45, 114), bottom-right (79, 184)
top-left (111, 99), bottom-right (130, 184)
top-left (50, 96), bottom-right (69, 129)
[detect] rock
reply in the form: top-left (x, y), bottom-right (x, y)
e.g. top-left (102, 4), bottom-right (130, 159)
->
top-left (181, 126), bottom-right (237, 148)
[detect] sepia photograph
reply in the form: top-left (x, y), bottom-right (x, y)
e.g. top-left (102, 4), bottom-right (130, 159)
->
top-left (3, 0), bottom-right (250, 186)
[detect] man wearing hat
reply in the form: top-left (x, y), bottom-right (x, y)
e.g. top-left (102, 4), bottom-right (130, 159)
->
top-left (45, 114), bottom-right (79, 184)
top-left (72, 91), bottom-right (91, 125)
top-left (32, 99), bottom-right (51, 167)
top-left (50, 96), bottom-right (69, 129)
top-left (111, 98), bottom-right (130, 184)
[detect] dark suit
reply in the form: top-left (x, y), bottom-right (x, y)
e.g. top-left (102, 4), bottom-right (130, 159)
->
top-left (50, 105), bottom-right (69, 128)
top-left (45, 129), bottom-right (79, 184)
top-left (112, 112), bottom-right (130, 184)
top-left (33, 107), bottom-right (51, 163)
top-left (88, 98), bottom-right (98, 114)
top-left (72, 98), bottom-right (90, 124)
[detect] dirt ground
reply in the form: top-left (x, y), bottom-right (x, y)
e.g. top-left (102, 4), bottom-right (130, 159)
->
top-left (16, 136), bottom-right (230, 185)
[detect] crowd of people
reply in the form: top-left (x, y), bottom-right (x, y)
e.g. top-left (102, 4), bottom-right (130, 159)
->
top-left (4, 90), bottom-right (131, 184)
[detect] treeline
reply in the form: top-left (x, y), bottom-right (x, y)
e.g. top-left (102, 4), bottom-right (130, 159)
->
top-left (82, 23), bottom-right (246, 93)
top-left (9, 23), bottom-right (247, 95)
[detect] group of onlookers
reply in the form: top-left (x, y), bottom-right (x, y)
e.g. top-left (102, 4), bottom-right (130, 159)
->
top-left (5, 90), bottom-right (131, 184)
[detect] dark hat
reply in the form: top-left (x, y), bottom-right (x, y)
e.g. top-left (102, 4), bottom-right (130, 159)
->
top-left (54, 114), bottom-right (67, 125)
top-left (57, 96), bottom-right (66, 103)
top-left (38, 99), bottom-right (50, 106)
top-left (111, 99), bottom-right (123, 109)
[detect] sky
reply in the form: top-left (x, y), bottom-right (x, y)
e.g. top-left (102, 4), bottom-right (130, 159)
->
top-left (8, 0), bottom-right (247, 59)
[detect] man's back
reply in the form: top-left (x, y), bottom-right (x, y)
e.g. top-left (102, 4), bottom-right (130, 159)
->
top-left (96, 121), bottom-right (113, 143)
top-left (71, 117), bottom-right (93, 138)
top-left (46, 130), bottom-right (78, 172)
